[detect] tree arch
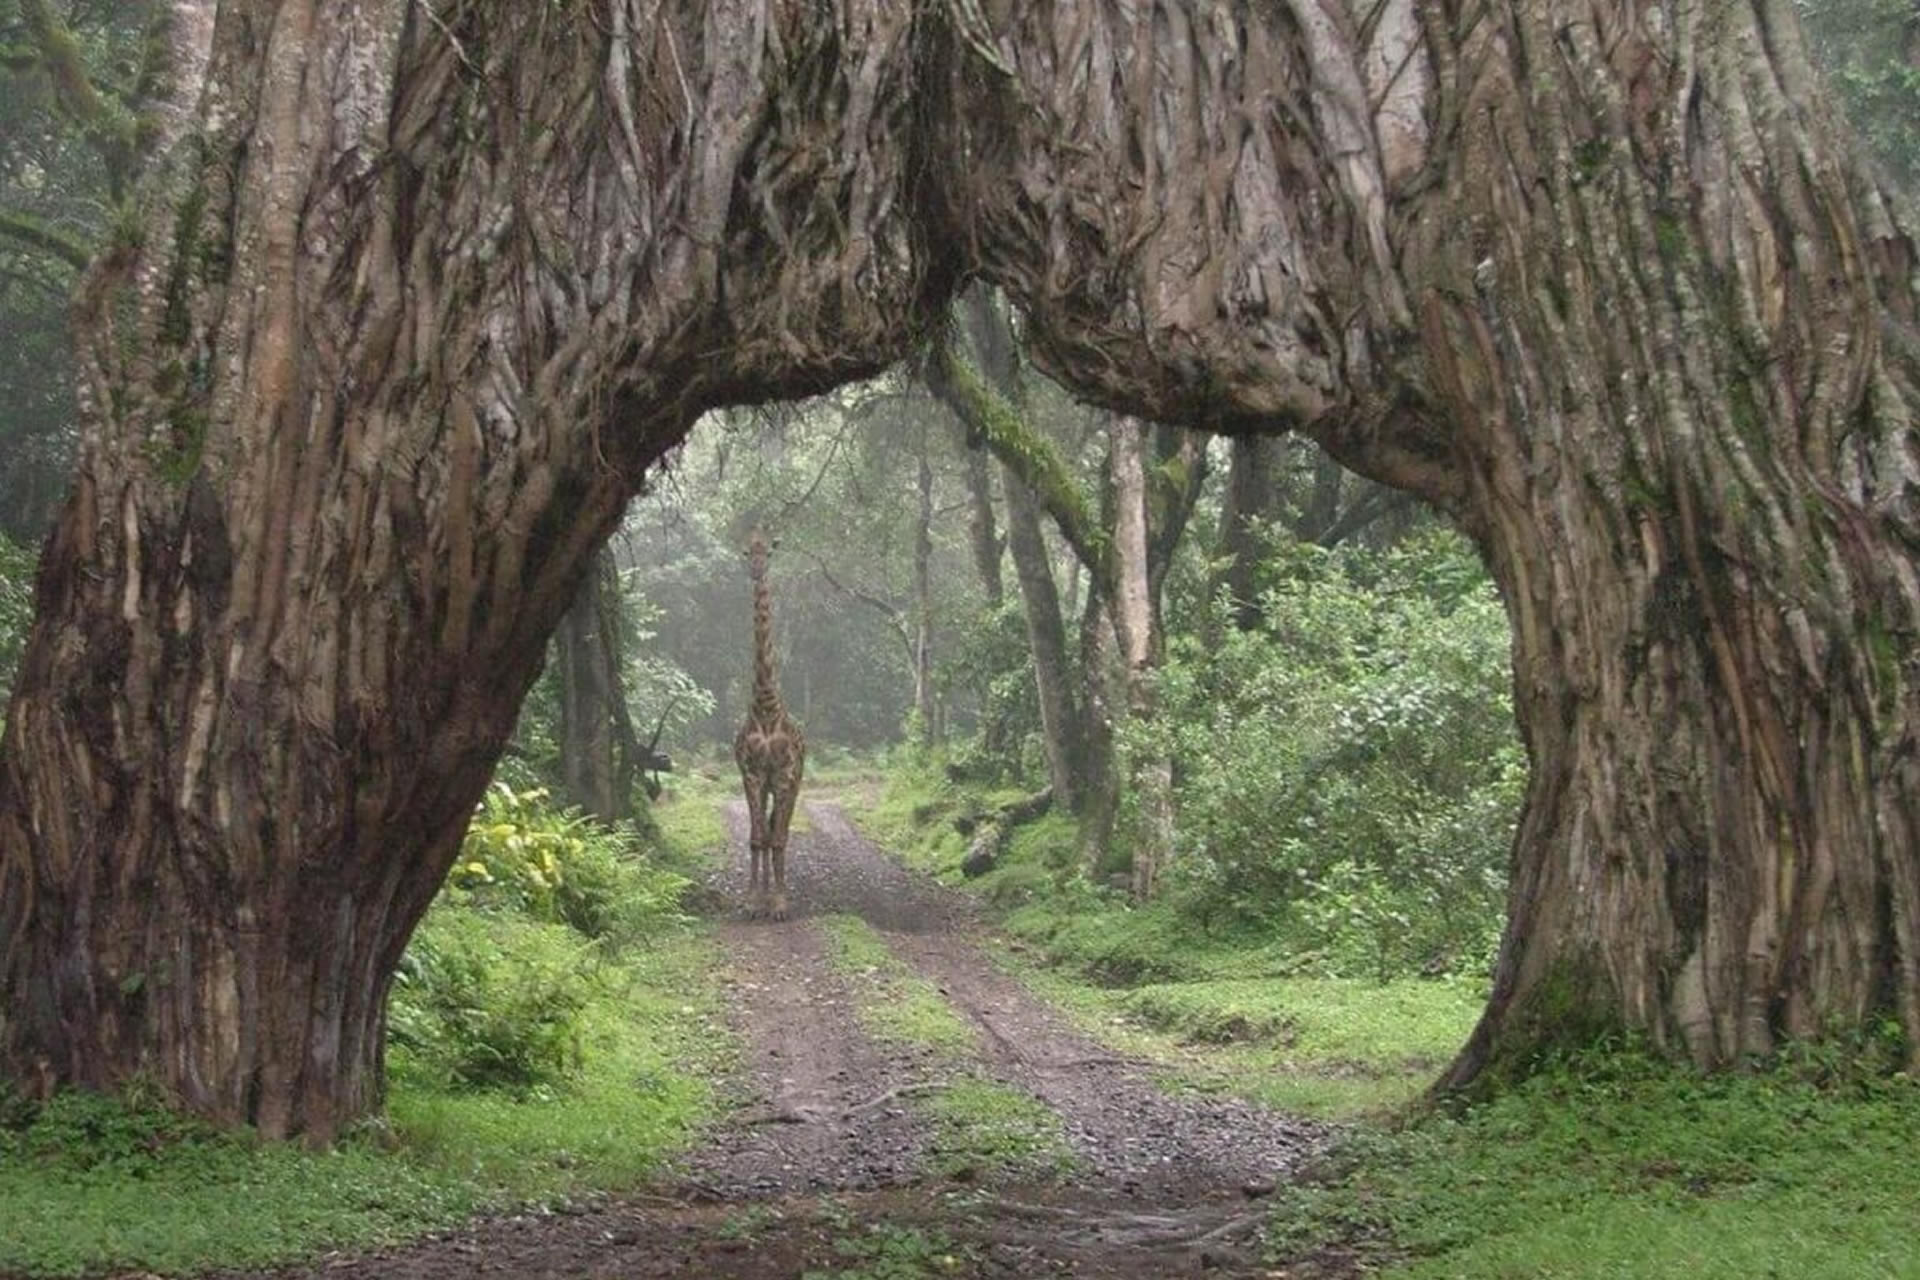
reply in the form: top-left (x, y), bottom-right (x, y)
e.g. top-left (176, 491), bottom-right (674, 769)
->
top-left (2, 0), bottom-right (1916, 1137)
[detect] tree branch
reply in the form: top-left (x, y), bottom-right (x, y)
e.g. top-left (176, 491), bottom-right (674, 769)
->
top-left (924, 334), bottom-right (1105, 573)
top-left (800, 551), bottom-right (912, 654)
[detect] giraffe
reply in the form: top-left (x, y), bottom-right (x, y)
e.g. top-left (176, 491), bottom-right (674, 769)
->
top-left (734, 530), bottom-right (806, 920)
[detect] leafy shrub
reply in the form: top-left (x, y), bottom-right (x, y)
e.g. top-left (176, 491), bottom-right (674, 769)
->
top-left (450, 783), bottom-right (689, 943)
top-left (1150, 530), bottom-right (1521, 981)
top-left (0, 1087), bottom-right (220, 1176)
top-left (387, 908), bottom-right (596, 1094)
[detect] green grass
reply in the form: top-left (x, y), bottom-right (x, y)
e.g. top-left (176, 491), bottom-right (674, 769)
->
top-left (0, 1107), bottom-right (483, 1277)
top-left (856, 763), bottom-right (1031, 882)
top-left (922, 1077), bottom-right (1079, 1182)
top-left (0, 929), bottom-right (730, 1277)
top-left (388, 928), bottom-right (731, 1197)
top-left (817, 914), bottom-right (978, 1055)
top-left (804, 1221), bottom-right (975, 1279)
top-left (1002, 951), bottom-right (1476, 1118)
top-left (652, 769), bottom-right (733, 871)
top-left (1269, 1053), bottom-right (1920, 1278)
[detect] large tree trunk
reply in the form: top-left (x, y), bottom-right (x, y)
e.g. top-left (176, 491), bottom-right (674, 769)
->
top-left (0, 0), bottom-right (938, 1137)
top-left (4, 0), bottom-right (1917, 1138)
top-left (938, 2), bottom-right (1920, 1078)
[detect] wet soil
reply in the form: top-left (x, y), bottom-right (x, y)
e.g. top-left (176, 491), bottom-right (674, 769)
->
top-left (224, 798), bottom-right (1330, 1278)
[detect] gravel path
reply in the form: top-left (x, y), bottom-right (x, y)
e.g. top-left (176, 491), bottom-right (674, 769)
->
top-left (222, 795), bottom-right (1331, 1278)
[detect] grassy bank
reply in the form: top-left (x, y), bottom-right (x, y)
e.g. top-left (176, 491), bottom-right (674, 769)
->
top-left (852, 765), bottom-right (1478, 1118)
top-left (0, 931), bottom-right (726, 1277)
top-left (1271, 1050), bottom-right (1920, 1278)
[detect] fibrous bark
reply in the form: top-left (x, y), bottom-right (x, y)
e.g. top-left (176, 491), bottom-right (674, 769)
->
top-left (0, 0), bottom-right (942, 1139)
top-left (3, 0), bottom-right (1917, 1136)
top-left (933, 0), bottom-right (1920, 1081)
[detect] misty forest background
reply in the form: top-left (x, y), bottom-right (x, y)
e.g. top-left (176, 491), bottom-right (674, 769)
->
top-left (3, 3), bottom-right (1920, 1278)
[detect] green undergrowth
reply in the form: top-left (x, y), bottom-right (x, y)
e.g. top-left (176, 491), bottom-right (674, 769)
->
top-left (387, 927), bottom-right (731, 1197)
top-left (818, 913), bottom-right (977, 1055)
top-left (652, 766), bottom-right (735, 873)
top-left (1005, 953), bottom-right (1477, 1118)
top-left (1270, 1050), bottom-right (1920, 1278)
top-left (0, 1095), bottom-right (480, 1277)
top-left (859, 763), bottom-right (1033, 883)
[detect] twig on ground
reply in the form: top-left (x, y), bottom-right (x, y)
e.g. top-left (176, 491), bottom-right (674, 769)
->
top-left (841, 1079), bottom-right (958, 1117)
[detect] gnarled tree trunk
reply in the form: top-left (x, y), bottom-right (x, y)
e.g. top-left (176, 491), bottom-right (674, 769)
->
top-left (3, 0), bottom-right (1917, 1138)
top-left (0, 0), bottom-right (940, 1138)
top-left (935, 1), bottom-right (1920, 1079)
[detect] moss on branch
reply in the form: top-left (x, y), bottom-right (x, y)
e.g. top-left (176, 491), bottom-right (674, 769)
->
top-left (0, 206), bottom-right (93, 272)
top-left (925, 336), bottom-right (1106, 572)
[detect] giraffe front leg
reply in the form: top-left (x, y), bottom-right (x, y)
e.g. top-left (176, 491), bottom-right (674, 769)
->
top-left (742, 774), bottom-right (768, 918)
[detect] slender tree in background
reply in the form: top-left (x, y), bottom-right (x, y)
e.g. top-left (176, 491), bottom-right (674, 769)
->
top-left (1109, 418), bottom-right (1172, 900)
top-left (1212, 437), bottom-right (1279, 633)
top-left (930, 318), bottom-right (1207, 889)
top-left (553, 549), bottom-right (644, 823)
top-left (3, 0), bottom-right (1918, 1136)
top-left (953, 289), bottom-right (1082, 808)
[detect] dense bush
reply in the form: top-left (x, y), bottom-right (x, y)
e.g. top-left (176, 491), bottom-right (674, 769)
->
top-left (390, 783), bottom-right (694, 1093)
top-left (387, 908), bottom-right (597, 1094)
top-left (449, 782), bottom-right (689, 945)
top-left (1147, 529), bottom-right (1521, 981)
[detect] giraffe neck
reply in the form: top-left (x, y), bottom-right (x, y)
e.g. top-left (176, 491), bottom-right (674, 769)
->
top-left (751, 558), bottom-right (785, 722)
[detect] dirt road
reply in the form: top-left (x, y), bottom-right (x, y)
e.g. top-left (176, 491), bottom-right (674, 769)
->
top-left (238, 799), bottom-right (1326, 1278)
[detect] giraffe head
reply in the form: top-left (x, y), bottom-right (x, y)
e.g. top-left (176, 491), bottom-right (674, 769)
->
top-left (745, 529), bottom-right (774, 580)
